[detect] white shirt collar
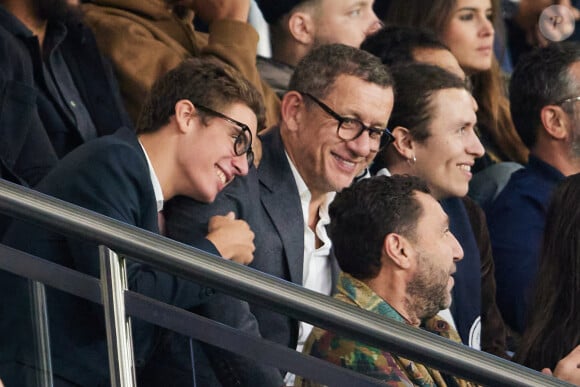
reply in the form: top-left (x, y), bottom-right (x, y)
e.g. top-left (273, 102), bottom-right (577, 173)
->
top-left (285, 151), bottom-right (309, 202)
top-left (285, 151), bottom-right (336, 207)
top-left (139, 141), bottom-right (164, 212)
top-left (375, 167), bottom-right (392, 177)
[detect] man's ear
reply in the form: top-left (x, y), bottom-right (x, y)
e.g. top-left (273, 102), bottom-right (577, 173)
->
top-left (287, 11), bottom-right (316, 45)
top-left (383, 233), bottom-right (413, 270)
top-left (540, 105), bottom-right (569, 140)
top-left (174, 99), bottom-right (196, 133)
top-left (281, 91), bottom-right (304, 132)
top-left (391, 126), bottom-right (416, 160)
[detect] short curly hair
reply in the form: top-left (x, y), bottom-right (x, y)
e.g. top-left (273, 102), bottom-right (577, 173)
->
top-left (329, 175), bottom-right (430, 280)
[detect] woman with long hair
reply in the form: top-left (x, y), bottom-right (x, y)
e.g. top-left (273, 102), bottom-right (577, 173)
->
top-left (514, 173), bottom-right (580, 372)
top-left (384, 0), bottom-right (528, 171)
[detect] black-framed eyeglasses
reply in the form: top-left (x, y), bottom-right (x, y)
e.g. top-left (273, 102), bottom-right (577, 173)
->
top-left (300, 92), bottom-right (394, 150)
top-left (195, 105), bottom-right (254, 165)
top-left (555, 96), bottom-right (580, 106)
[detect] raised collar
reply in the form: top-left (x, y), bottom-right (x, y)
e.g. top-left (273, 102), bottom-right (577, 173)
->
top-left (0, 5), bottom-right (35, 38)
top-left (337, 272), bottom-right (406, 323)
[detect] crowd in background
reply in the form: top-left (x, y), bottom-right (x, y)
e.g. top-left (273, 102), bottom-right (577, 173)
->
top-left (1, 0), bottom-right (580, 385)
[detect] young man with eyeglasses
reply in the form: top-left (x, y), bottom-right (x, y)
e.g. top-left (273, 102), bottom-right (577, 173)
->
top-left (486, 42), bottom-right (580, 339)
top-left (0, 58), bottom-right (284, 386)
top-left (165, 43), bottom-right (394, 385)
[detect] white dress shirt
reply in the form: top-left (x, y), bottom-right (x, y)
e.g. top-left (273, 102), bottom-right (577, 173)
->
top-left (139, 141), bottom-right (164, 212)
top-left (285, 153), bottom-right (335, 385)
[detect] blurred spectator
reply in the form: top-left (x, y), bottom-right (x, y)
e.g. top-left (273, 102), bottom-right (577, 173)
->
top-left (0, 0), bottom-right (131, 159)
top-left (504, 0), bottom-right (580, 65)
top-left (514, 172), bottom-right (580, 375)
top-left (82, 0), bottom-right (280, 131)
top-left (361, 25), bottom-right (465, 77)
top-left (0, 66), bottom-right (56, 187)
top-left (0, 0), bottom-right (131, 171)
top-left (486, 42), bottom-right (580, 337)
top-left (0, 0), bottom-right (131, 237)
top-left (371, 63), bottom-right (509, 358)
top-left (385, 0), bottom-right (529, 172)
top-left (248, 0), bottom-right (271, 57)
top-left (256, 0), bottom-right (383, 97)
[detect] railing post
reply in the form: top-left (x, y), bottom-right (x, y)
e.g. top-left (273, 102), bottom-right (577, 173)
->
top-left (29, 280), bottom-right (53, 387)
top-left (99, 246), bottom-right (136, 387)
top-left (0, 180), bottom-right (573, 387)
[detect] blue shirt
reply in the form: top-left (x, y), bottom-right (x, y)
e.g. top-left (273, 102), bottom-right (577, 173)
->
top-left (486, 155), bottom-right (565, 333)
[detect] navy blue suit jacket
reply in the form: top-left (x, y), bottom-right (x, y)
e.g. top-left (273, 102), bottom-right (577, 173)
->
top-left (0, 127), bottom-right (218, 386)
top-left (486, 155), bottom-right (565, 333)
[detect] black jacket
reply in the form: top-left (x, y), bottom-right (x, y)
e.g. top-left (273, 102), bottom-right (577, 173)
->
top-left (0, 128), bottom-right (219, 386)
top-left (0, 5), bottom-right (132, 184)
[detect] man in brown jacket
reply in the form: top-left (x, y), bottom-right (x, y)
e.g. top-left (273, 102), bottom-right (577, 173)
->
top-left (83, 0), bottom-right (280, 132)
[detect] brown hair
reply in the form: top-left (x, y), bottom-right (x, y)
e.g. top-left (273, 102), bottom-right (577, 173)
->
top-left (384, 0), bottom-right (528, 163)
top-left (289, 43), bottom-right (393, 99)
top-left (137, 58), bottom-right (266, 134)
top-left (330, 175), bottom-right (430, 280)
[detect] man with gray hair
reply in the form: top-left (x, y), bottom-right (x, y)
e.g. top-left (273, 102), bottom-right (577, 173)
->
top-left (487, 42), bottom-right (580, 337)
top-left (165, 43), bottom-right (395, 384)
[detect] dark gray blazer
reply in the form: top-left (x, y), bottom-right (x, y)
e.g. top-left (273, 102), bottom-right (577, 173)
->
top-left (166, 127), bottom-right (339, 352)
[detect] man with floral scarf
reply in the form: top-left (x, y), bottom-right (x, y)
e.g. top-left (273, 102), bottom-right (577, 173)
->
top-left (298, 175), bottom-right (478, 387)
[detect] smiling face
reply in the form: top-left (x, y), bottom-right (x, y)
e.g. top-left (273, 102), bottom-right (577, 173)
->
top-left (312, 0), bottom-right (382, 48)
top-left (178, 102), bottom-right (258, 203)
top-left (405, 191), bottom-right (464, 320)
top-left (440, 0), bottom-right (495, 75)
top-left (287, 75), bottom-right (394, 197)
top-left (413, 88), bottom-right (484, 199)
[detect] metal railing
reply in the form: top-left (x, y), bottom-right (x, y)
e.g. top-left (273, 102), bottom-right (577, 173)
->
top-left (0, 179), bottom-right (571, 387)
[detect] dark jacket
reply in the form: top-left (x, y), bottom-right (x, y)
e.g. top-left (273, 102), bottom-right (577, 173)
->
top-left (461, 196), bottom-right (509, 358)
top-left (166, 124), bottom-right (346, 385)
top-left (486, 155), bottom-right (565, 334)
top-left (440, 197), bottom-right (509, 358)
top-left (0, 128), bottom-right (218, 386)
top-left (0, 5), bottom-right (131, 175)
top-left (166, 127), bottom-right (340, 350)
top-left (0, 19), bottom-right (57, 187)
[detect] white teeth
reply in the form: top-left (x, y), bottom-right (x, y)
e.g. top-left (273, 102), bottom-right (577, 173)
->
top-left (216, 168), bottom-right (226, 184)
top-left (335, 154), bottom-right (355, 167)
top-left (458, 165), bottom-right (471, 172)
